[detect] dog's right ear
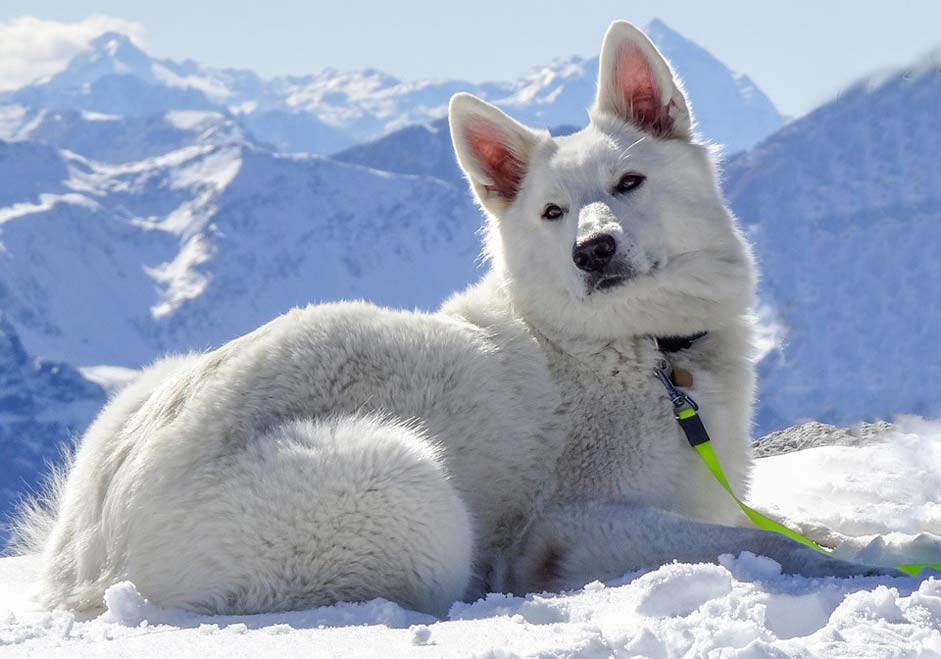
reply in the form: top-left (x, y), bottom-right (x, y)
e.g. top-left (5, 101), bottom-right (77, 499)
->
top-left (449, 93), bottom-right (543, 215)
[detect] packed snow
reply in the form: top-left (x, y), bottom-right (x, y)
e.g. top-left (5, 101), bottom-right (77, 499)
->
top-left (2, 419), bottom-right (939, 657)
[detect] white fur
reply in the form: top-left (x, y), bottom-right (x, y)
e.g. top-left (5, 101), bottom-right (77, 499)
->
top-left (15, 21), bottom-right (892, 617)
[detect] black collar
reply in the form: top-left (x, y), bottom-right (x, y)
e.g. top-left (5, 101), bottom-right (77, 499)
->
top-left (653, 331), bottom-right (708, 353)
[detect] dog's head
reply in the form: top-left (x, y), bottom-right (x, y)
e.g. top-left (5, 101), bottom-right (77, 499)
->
top-left (449, 21), bottom-right (755, 340)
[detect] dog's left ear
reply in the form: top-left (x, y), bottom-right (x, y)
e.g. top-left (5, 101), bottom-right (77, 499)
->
top-left (593, 21), bottom-right (692, 140)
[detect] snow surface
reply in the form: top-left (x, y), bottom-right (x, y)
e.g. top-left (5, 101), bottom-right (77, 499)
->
top-left (1, 420), bottom-right (939, 657)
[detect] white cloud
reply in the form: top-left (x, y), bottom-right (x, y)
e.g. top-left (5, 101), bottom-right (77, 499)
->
top-left (0, 15), bottom-right (145, 91)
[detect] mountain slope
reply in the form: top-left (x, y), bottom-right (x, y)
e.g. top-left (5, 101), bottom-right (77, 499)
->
top-left (725, 49), bottom-right (941, 432)
top-left (0, 138), bottom-right (482, 367)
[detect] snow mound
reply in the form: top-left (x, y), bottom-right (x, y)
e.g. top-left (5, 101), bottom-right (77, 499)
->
top-left (749, 416), bottom-right (941, 564)
top-left (633, 562), bottom-right (732, 617)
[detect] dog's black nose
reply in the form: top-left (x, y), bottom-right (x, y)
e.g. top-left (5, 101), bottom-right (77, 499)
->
top-left (572, 234), bottom-right (617, 272)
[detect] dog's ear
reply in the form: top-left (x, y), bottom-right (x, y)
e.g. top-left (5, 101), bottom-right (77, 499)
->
top-left (449, 93), bottom-right (543, 214)
top-left (593, 21), bottom-right (692, 140)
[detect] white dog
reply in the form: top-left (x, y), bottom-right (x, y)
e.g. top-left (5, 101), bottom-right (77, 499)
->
top-left (15, 21), bottom-right (886, 617)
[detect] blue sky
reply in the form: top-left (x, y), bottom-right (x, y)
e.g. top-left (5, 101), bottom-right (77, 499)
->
top-left (2, 1), bottom-right (940, 116)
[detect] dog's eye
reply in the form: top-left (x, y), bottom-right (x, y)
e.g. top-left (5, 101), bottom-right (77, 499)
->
top-left (614, 173), bottom-right (645, 195)
top-left (542, 204), bottom-right (564, 221)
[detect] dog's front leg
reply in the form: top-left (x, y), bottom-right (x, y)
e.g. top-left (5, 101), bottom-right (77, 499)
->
top-left (509, 501), bottom-right (900, 595)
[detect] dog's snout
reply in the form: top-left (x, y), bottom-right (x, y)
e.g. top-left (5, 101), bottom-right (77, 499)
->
top-left (572, 234), bottom-right (617, 272)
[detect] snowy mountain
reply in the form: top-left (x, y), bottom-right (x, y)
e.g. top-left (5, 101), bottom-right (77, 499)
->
top-left (0, 137), bottom-right (482, 368)
top-left (10, 33), bottom-right (221, 116)
top-left (3, 418), bottom-right (939, 655)
top-left (0, 21), bottom-right (783, 157)
top-left (332, 14), bottom-right (796, 187)
top-left (725, 48), bottom-right (941, 433)
top-left (0, 314), bottom-right (105, 543)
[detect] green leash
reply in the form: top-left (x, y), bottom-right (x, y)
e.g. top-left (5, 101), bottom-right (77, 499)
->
top-left (653, 359), bottom-right (940, 577)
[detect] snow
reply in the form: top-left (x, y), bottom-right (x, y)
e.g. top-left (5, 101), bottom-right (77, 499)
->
top-left (79, 111), bottom-right (120, 122)
top-left (750, 417), bottom-right (941, 569)
top-left (0, 104), bottom-right (37, 140)
top-left (1, 420), bottom-right (939, 657)
top-left (164, 110), bottom-right (228, 132)
top-left (145, 233), bottom-right (215, 319)
top-left (78, 365), bottom-right (140, 397)
top-left (0, 191), bottom-right (98, 225)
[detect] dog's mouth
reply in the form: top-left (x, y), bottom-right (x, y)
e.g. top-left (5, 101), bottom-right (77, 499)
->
top-left (594, 275), bottom-right (629, 291)
top-left (588, 260), bottom-right (661, 294)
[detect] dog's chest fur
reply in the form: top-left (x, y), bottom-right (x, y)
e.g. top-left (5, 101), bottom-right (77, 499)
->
top-left (538, 335), bottom-right (689, 505)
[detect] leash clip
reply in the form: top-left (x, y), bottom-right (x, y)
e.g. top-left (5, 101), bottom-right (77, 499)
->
top-left (654, 359), bottom-right (699, 415)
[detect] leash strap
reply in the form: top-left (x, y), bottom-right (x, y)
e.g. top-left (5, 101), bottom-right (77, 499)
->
top-left (654, 360), bottom-right (940, 577)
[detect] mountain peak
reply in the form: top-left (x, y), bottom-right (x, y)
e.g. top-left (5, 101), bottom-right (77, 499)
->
top-left (88, 31), bottom-right (137, 51)
top-left (84, 31), bottom-right (150, 66)
top-left (645, 18), bottom-right (684, 43)
top-left (38, 30), bottom-right (157, 91)
top-left (645, 18), bottom-right (670, 32)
